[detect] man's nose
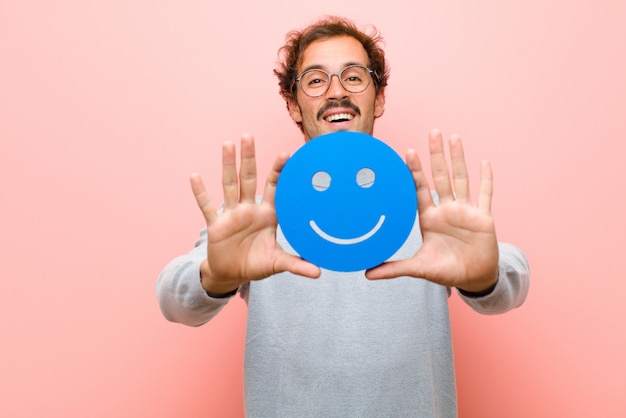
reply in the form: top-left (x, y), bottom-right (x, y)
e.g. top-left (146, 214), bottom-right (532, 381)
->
top-left (325, 74), bottom-right (348, 100)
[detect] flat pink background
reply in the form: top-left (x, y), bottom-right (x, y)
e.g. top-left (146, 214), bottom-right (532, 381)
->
top-left (2, 1), bottom-right (625, 417)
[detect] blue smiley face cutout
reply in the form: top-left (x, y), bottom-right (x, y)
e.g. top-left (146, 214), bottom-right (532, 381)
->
top-left (275, 131), bottom-right (417, 272)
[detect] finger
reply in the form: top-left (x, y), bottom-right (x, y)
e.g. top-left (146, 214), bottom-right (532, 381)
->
top-left (262, 152), bottom-right (290, 207)
top-left (190, 173), bottom-right (219, 224)
top-left (429, 129), bottom-right (454, 203)
top-left (406, 148), bottom-right (434, 213)
top-left (239, 133), bottom-right (258, 204)
top-left (275, 254), bottom-right (321, 279)
top-left (365, 258), bottom-right (421, 280)
top-left (449, 135), bottom-right (471, 203)
top-left (222, 141), bottom-right (238, 209)
top-left (478, 160), bottom-right (493, 212)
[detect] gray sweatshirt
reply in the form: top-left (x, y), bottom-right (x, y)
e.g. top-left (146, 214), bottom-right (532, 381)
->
top-left (157, 220), bottom-right (529, 417)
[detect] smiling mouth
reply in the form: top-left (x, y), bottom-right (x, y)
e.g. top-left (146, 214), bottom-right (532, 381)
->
top-left (325, 113), bottom-right (354, 123)
top-left (309, 215), bottom-right (386, 245)
top-left (317, 100), bottom-right (361, 123)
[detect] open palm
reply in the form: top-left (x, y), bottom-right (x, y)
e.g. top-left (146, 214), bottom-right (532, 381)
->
top-left (191, 134), bottom-right (320, 296)
top-left (366, 129), bottom-right (499, 294)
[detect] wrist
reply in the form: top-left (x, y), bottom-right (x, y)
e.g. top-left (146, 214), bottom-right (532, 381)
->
top-left (199, 260), bottom-right (240, 298)
top-left (458, 282), bottom-right (497, 298)
top-left (204, 287), bottom-right (239, 298)
top-left (458, 273), bottom-right (499, 298)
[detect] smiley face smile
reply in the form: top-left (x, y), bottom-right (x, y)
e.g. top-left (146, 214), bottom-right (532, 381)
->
top-left (309, 215), bottom-right (386, 245)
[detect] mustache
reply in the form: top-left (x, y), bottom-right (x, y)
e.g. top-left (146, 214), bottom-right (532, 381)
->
top-left (317, 100), bottom-right (361, 121)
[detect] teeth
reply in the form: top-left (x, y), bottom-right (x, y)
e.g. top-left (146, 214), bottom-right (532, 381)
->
top-left (325, 113), bottom-right (353, 122)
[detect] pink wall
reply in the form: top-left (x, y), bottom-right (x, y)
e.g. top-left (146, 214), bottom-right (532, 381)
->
top-left (2, 1), bottom-right (624, 417)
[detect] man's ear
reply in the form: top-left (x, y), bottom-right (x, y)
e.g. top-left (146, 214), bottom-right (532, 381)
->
top-left (287, 99), bottom-right (303, 123)
top-left (374, 88), bottom-right (386, 118)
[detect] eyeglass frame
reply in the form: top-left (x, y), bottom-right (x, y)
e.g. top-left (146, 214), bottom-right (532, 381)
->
top-left (295, 64), bottom-right (376, 98)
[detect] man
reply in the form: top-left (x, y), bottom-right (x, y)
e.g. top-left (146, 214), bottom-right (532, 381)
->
top-left (157, 16), bottom-right (529, 417)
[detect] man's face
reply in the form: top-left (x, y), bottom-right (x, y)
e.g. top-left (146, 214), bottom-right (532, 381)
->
top-left (288, 36), bottom-right (386, 141)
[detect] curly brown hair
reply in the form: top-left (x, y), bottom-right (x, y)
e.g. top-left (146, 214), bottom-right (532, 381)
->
top-left (274, 16), bottom-right (390, 106)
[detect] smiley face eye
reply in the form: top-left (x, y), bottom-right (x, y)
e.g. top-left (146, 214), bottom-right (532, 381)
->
top-left (356, 168), bottom-right (375, 188)
top-left (312, 171), bottom-right (331, 191)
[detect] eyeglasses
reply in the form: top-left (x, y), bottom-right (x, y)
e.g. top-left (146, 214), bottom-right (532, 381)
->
top-left (296, 64), bottom-right (374, 98)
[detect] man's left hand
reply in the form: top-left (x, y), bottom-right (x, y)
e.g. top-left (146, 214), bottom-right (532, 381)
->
top-left (365, 129), bottom-right (499, 294)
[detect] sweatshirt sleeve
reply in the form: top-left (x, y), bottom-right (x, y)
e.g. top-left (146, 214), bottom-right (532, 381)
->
top-left (457, 242), bottom-right (530, 315)
top-left (156, 229), bottom-right (236, 327)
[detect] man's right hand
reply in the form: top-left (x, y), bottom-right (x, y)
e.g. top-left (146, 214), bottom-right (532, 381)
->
top-left (190, 133), bottom-right (321, 297)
